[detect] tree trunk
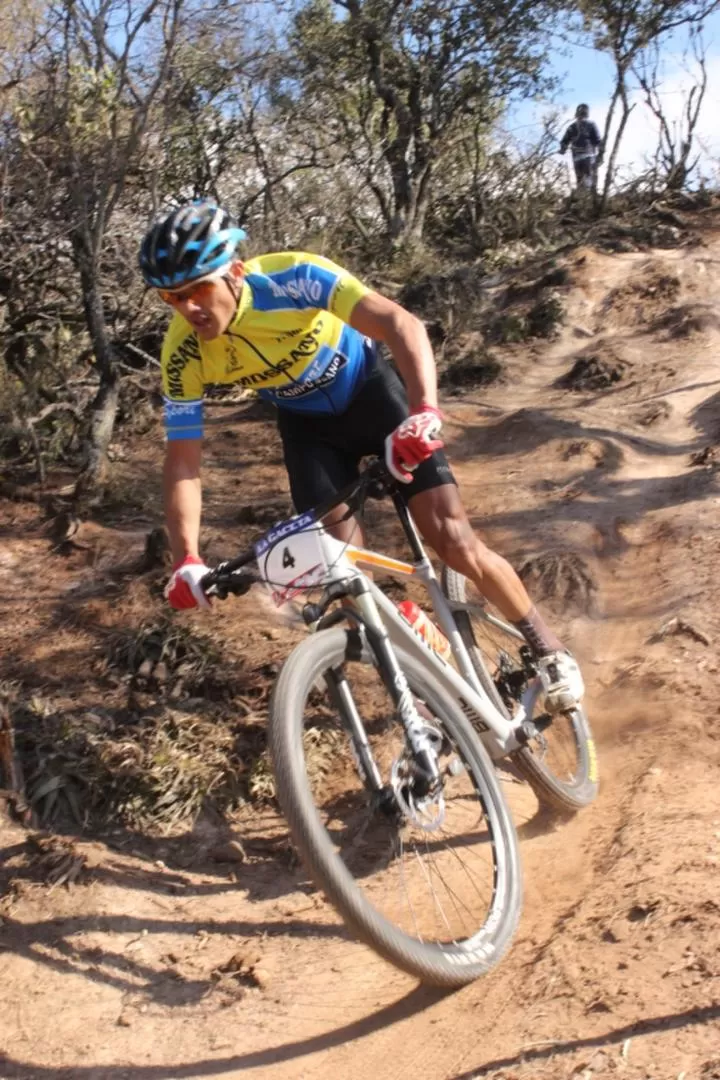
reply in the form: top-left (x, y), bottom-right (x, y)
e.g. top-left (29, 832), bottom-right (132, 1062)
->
top-left (406, 161), bottom-right (434, 242)
top-left (72, 233), bottom-right (120, 505)
top-left (0, 700), bottom-right (34, 826)
top-left (387, 158), bottom-right (434, 246)
top-left (600, 72), bottom-right (634, 211)
top-left (73, 372), bottom-right (120, 504)
top-left (387, 154), bottom-right (413, 240)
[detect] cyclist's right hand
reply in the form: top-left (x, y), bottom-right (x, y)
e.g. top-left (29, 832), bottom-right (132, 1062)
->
top-left (165, 555), bottom-right (211, 610)
top-left (385, 407), bottom-right (444, 484)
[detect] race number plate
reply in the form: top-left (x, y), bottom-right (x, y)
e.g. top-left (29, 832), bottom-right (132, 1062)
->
top-left (255, 525), bottom-right (328, 606)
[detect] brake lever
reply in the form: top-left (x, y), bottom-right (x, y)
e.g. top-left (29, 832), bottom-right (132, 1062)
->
top-left (204, 581), bottom-right (228, 600)
top-left (200, 566), bottom-right (257, 601)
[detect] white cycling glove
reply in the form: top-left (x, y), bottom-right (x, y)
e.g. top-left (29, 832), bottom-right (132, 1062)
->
top-left (165, 555), bottom-right (211, 610)
top-left (385, 406), bottom-right (444, 483)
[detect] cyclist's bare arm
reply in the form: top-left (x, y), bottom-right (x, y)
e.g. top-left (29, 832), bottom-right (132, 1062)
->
top-left (349, 292), bottom-right (438, 411)
top-left (164, 438), bottom-right (203, 564)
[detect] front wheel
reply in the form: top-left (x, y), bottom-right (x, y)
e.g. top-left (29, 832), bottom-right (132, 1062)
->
top-left (269, 626), bottom-right (523, 988)
top-left (442, 566), bottom-right (599, 813)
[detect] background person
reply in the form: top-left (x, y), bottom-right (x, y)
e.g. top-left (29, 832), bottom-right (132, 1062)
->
top-left (560, 104), bottom-right (603, 190)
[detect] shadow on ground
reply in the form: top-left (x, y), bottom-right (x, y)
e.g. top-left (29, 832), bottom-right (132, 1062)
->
top-left (0, 984), bottom-right (448, 1078)
top-left (448, 1003), bottom-right (720, 1078)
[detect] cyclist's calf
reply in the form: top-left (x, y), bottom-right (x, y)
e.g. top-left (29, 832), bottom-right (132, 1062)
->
top-left (409, 486), bottom-right (532, 623)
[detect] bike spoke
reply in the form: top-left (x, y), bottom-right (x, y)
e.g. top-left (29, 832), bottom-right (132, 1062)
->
top-left (530, 714), bottom-right (581, 780)
top-left (442, 564), bottom-right (597, 812)
top-left (416, 842), bottom-right (458, 942)
top-left (397, 833), bottom-right (424, 942)
top-left (421, 837), bottom-right (479, 939)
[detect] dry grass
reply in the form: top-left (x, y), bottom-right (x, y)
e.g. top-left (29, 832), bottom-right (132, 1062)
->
top-left (3, 613), bottom-right (271, 832)
top-left (10, 695), bottom-right (258, 832)
top-left (97, 707), bottom-right (250, 829)
top-left (105, 616), bottom-right (254, 702)
top-left (248, 724), bottom-right (347, 803)
top-left (3, 616), bottom-right (349, 833)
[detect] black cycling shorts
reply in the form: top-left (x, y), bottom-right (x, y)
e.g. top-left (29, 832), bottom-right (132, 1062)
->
top-left (277, 351), bottom-right (456, 513)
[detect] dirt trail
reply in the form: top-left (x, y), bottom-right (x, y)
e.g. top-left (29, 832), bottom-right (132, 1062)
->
top-left (2, 223), bottom-right (720, 1079)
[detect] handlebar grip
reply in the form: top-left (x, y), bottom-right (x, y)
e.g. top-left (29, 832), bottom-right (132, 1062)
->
top-left (199, 569), bottom-right (218, 592)
top-left (200, 566), bottom-right (258, 599)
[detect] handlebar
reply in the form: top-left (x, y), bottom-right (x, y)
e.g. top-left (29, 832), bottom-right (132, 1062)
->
top-left (201, 561), bottom-right (259, 600)
top-left (200, 456), bottom-right (397, 600)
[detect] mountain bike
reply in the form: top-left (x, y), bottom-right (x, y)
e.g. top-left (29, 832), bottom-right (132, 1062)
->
top-left (201, 457), bottom-right (598, 988)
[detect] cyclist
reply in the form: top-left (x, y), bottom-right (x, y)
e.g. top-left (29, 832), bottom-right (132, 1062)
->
top-left (560, 104), bottom-right (603, 191)
top-left (138, 200), bottom-right (584, 713)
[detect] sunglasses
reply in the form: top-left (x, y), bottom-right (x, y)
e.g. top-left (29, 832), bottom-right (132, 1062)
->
top-left (157, 279), bottom-right (217, 306)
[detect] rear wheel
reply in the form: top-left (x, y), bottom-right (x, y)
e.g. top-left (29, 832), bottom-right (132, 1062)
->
top-left (442, 567), bottom-right (598, 812)
top-left (269, 626), bottom-right (523, 987)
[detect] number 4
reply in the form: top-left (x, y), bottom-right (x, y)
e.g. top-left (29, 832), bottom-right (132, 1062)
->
top-left (282, 546), bottom-right (296, 570)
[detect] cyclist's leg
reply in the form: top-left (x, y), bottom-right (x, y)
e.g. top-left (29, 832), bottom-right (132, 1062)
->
top-left (352, 353), bottom-right (583, 707)
top-left (277, 412), bottom-right (366, 545)
top-left (409, 484), bottom-right (583, 708)
top-left (277, 350), bottom-right (426, 545)
top-left (406, 482), bottom-right (555, 633)
top-left (348, 355), bottom-right (547, 632)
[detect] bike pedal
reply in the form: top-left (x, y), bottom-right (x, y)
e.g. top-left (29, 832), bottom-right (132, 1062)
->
top-left (518, 714), bottom-right (553, 743)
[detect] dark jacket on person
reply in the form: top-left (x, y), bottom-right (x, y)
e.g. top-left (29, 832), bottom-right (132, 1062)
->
top-left (560, 119), bottom-right (602, 160)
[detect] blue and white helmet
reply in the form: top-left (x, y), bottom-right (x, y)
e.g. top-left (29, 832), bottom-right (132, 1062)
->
top-left (139, 200), bottom-right (246, 289)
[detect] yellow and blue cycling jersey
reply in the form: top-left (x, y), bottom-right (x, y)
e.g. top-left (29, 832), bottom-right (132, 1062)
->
top-left (161, 252), bottom-right (374, 440)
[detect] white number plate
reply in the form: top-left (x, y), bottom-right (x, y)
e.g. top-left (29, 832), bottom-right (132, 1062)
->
top-left (255, 527), bottom-right (328, 606)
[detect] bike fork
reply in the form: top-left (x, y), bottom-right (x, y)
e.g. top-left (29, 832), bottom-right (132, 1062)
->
top-left (323, 666), bottom-right (384, 793)
top-left (352, 587), bottom-right (442, 792)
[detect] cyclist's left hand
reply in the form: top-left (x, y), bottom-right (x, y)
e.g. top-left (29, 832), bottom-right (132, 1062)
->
top-left (385, 406), bottom-right (444, 483)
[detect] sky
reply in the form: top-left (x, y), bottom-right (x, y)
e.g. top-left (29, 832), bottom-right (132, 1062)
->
top-left (508, 11), bottom-right (720, 186)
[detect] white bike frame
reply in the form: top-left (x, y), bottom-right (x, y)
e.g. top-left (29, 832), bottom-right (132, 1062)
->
top-left (257, 521), bottom-right (542, 763)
